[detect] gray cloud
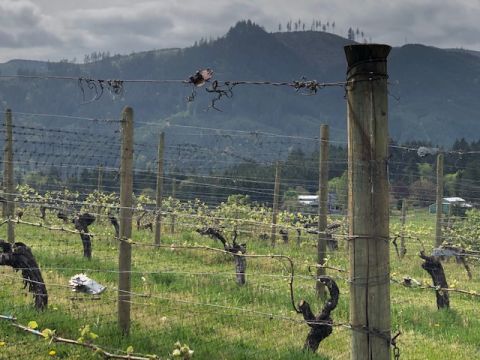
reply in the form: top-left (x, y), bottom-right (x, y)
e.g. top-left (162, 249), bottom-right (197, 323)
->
top-left (0, 29), bottom-right (16, 47)
top-left (54, 1), bottom-right (268, 57)
top-left (0, 0), bottom-right (40, 27)
top-left (335, 0), bottom-right (480, 48)
top-left (1, 0), bottom-right (480, 62)
top-left (66, 5), bottom-right (174, 37)
top-left (0, 0), bottom-right (61, 49)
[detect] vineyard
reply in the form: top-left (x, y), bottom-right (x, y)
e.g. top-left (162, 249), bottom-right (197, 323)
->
top-left (1, 44), bottom-right (480, 360)
top-left (2, 178), bottom-right (480, 359)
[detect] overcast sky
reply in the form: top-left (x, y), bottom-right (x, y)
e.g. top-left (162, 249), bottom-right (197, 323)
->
top-left (1, 0), bottom-right (479, 63)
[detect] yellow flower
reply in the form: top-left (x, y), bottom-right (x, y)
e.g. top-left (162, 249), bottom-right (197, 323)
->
top-left (28, 321), bottom-right (38, 329)
top-left (48, 350), bottom-right (56, 356)
top-left (172, 349), bottom-right (181, 357)
top-left (0, 341), bottom-right (6, 346)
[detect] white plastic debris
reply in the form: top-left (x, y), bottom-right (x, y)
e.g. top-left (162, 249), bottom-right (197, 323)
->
top-left (69, 273), bottom-right (106, 295)
top-left (402, 276), bottom-right (421, 287)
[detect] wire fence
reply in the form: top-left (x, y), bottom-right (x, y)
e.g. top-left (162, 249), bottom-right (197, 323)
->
top-left (0, 67), bottom-right (480, 359)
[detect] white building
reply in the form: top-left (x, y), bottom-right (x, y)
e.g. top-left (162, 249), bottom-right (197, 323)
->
top-left (297, 194), bottom-right (339, 213)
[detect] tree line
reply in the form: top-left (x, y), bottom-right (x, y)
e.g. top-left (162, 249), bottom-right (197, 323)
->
top-left (17, 138), bottom-right (480, 210)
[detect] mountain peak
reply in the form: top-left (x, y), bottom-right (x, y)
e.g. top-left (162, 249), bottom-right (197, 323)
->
top-left (226, 20), bottom-right (267, 38)
top-left (1, 21), bottom-right (480, 146)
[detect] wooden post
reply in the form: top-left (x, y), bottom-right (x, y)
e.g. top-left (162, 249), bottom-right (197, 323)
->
top-left (316, 124), bottom-right (329, 299)
top-left (154, 132), bottom-right (165, 245)
top-left (3, 109), bottom-right (15, 243)
top-left (435, 153), bottom-right (444, 247)
top-left (447, 200), bottom-right (452, 230)
top-left (400, 199), bottom-right (407, 258)
top-left (345, 44), bottom-right (391, 360)
top-left (270, 161), bottom-right (281, 247)
top-left (97, 165), bottom-right (103, 193)
top-left (118, 107), bottom-right (134, 335)
top-left (170, 178), bottom-right (176, 234)
top-left (97, 165), bottom-right (103, 217)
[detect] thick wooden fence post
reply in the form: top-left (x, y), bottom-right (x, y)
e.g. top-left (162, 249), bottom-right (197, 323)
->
top-left (270, 161), bottom-right (281, 247)
top-left (345, 44), bottom-right (391, 360)
top-left (154, 132), bottom-right (165, 245)
top-left (316, 124), bottom-right (329, 299)
top-left (435, 153), bottom-right (444, 247)
top-left (4, 109), bottom-right (15, 243)
top-left (118, 107), bottom-right (134, 335)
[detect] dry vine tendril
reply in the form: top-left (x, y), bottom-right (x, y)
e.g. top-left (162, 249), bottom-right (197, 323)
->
top-left (78, 78), bottom-right (124, 103)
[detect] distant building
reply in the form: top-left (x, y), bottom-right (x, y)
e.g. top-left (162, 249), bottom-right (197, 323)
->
top-left (297, 194), bottom-right (339, 213)
top-left (298, 195), bottom-right (319, 206)
top-left (428, 197), bottom-right (472, 216)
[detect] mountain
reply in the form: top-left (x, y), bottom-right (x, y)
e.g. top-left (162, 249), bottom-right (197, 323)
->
top-left (1, 20), bottom-right (480, 166)
top-left (0, 59), bottom-right (49, 76)
top-left (389, 44), bottom-right (480, 143)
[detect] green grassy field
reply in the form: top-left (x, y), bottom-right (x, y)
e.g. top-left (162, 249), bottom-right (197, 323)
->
top-left (1, 208), bottom-right (480, 359)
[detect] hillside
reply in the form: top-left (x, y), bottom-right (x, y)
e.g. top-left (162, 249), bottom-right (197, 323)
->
top-left (1, 20), bottom-right (480, 152)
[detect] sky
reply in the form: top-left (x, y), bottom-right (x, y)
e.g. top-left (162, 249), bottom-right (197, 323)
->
top-left (1, 0), bottom-right (480, 63)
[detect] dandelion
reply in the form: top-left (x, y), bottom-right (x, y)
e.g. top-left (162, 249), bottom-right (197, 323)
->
top-left (28, 321), bottom-right (38, 329)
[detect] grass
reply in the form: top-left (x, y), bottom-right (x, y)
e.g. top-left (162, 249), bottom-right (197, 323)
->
top-left (1, 209), bottom-right (480, 359)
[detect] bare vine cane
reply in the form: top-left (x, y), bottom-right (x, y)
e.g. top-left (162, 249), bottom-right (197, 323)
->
top-left (297, 276), bottom-right (339, 352)
top-left (72, 213), bottom-right (96, 259)
top-left (0, 240), bottom-right (48, 310)
top-left (420, 250), bottom-right (450, 309)
top-left (196, 227), bottom-right (247, 285)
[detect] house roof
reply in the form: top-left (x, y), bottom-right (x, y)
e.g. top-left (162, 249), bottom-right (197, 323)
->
top-left (432, 197), bottom-right (473, 208)
top-left (443, 197), bottom-right (466, 203)
top-left (298, 195), bottom-right (318, 200)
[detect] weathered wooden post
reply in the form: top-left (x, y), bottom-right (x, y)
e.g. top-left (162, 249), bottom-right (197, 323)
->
top-left (345, 44), bottom-right (391, 360)
top-left (316, 124), bottom-right (329, 299)
top-left (4, 109), bottom-right (15, 243)
top-left (97, 165), bottom-right (103, 218)
top-left (154, 132), bottom-right (165, 245)
top-left (270, 161), bottom-right (281, 247)
top-left (118, 107), bottom-right (134, 335)
top-left (97, 165), bottom-right (103, 193)
top-left (170, 178), bottom-right (176, 234)
top-left (435, 153), bottom-right (444, 247)
top-left (446, 200), bottom-right (452, 230)
top-left (400, 199), bottom-right (407, 258)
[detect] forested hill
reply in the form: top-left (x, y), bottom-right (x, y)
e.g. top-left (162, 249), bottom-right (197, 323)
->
top-left (1, 20), bottom-right (480, 148)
